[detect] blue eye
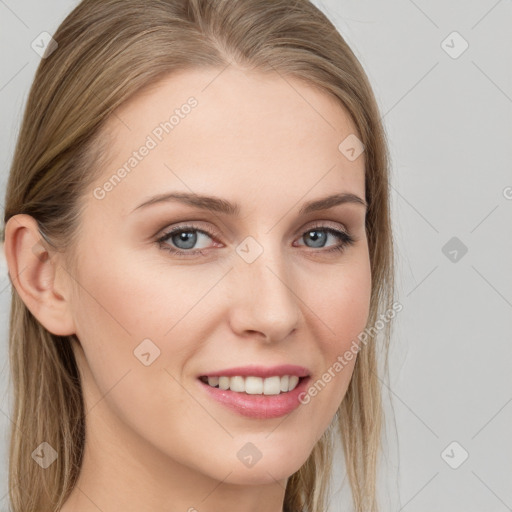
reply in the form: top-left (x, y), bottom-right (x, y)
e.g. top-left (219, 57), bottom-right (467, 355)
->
top-left (297, 227), bottom-right (355, 253)
top-left (156, 223), bottom-right (356, 258)
top-left (156, 224), bottom-right (218, 257)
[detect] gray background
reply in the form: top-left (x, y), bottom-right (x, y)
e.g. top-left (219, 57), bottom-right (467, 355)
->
top-left (1, 1), bottom-right (511, 511)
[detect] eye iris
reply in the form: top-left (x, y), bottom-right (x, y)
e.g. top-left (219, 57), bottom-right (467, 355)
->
top-left (173, 231), bottom-right (197, 250)
top-left (305, 230), bottom-right (326, 248)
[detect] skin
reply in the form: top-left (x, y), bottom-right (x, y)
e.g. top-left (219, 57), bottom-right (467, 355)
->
top-left (4, 66), bottom-right (371, 512)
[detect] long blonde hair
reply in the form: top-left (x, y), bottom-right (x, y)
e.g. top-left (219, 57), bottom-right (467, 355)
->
top-left (2, 1), bottom-right (395, 510)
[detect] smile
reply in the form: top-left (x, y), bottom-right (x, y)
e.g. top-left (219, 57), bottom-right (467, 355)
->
top-left (197, 375), bottom-right (311, 419)
top-left (199, 375), bottom-right (302, 395)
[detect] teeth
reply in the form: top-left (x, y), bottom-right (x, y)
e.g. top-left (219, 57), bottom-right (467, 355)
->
top-left (218, 376), bottom-right (230, 390)
top-left (205, 375), bottom-right (301, 395)
top-left (230, 376), bottom-right (245, 392)
top-left (208, 376), bottom-right (219, 387)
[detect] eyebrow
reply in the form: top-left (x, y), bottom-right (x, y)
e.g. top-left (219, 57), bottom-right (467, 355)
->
top-left (131, 191), bottom-right (368, 215)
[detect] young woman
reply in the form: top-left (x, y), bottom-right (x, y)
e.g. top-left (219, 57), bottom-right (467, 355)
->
top-left (2, 1), bottom-right (395, 511)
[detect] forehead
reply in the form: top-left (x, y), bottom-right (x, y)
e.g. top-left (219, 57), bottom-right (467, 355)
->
top-left (90, 66), bottom-right (365, 216)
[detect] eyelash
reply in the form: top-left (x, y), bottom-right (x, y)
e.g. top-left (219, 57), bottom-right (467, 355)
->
top-left (155, 223), bottom-right (357, 258)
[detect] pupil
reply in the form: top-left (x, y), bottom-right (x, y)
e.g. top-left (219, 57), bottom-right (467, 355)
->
top-left (173, 231), bottom-right (197, 249)
top-left (307, 230), bottom-right (325, 248)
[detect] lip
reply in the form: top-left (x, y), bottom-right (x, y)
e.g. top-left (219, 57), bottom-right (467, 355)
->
top-left (197, 375), bottom-right (311, 419)
top-left (198, 364), bottom-right (310, 379)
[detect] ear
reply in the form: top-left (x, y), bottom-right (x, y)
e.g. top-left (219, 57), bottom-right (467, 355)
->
top-left (3, 214), bottom-right (76, 336)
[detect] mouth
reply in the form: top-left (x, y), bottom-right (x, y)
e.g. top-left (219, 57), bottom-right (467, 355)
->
top-left (197, 374), bottom-right (312, 419)
top-left (198, 375), bottom-right (309, 396)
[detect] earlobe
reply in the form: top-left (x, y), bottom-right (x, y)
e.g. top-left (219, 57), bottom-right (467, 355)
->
top-left (3, 214), bottom-right (76, 336)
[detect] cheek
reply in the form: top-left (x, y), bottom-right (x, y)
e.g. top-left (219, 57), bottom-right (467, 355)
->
top-left (312, 255), bottom-right (372, 349)
top-left (69, 245), bottom-right (226, 412)
top-left (72, 244), bottom-right (215, 344)
top-left (69, 250), bottom-right (215, 446)
top-left (299, 256), bottom-right (371, 424)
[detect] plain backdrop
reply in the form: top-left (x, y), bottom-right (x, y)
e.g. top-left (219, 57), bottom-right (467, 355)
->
top-left (1, 1), bottom-right (511, 511)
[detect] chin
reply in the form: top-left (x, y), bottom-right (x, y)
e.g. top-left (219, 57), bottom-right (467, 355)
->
top-left (207, 445), bottom-right (310, 486)
top-left (216, 463), bottom-right (297, 486)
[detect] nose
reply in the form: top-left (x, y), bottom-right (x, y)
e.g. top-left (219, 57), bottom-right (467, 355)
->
top-left (227, 244), bottom-right (301, 343)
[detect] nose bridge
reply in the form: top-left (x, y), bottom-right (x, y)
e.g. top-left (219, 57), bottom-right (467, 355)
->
top-left (228, 236), bottom-right (301, 340)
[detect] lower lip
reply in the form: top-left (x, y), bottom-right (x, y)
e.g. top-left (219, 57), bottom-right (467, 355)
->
top-left (198, 377), bottom-right (311, 419)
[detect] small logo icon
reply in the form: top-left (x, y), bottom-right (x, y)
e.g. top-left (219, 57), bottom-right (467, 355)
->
top-left (338, 134), bottom-right (365, 161)
top-left (441, 441), bottom-right (469, 469)
top-left (237, 442), bottom-right (263, 468)
top-left (441, 31), bottom-right (469, 59)
top-left (31, 32), bottom-right (58, 58)
top-left (236, 236), bottom-right (264, 264)
top-left (31, 442), bottom-right (58, 469)
top-left (133, 338), bottom-right (161, 366)
top-left (442, 236), bottom-right (468, 263)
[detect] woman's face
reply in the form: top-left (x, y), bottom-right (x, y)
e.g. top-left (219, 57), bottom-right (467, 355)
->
top-left (63, 67), bottom-right (371, 489)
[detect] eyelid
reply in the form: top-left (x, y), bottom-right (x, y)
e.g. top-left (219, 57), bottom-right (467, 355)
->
top-left (156, 218), bottom-right (350, 243)
top-left (155, 219), bottom-right (355, 254)
top-left (156, 222), bottom-right (220, 245)
top-left (303, 219), bottom-right (348, 232)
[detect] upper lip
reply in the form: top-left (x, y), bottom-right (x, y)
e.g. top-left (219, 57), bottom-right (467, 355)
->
top-left (199, 364), bottom-right (311, 379)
